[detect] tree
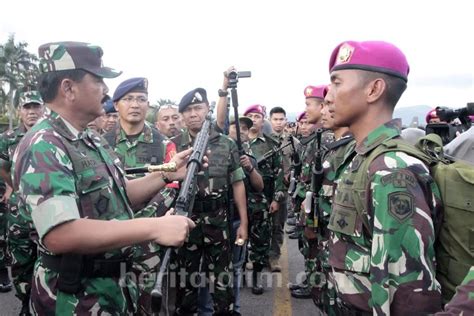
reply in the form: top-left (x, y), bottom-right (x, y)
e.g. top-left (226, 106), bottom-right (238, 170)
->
top-left (0, 34), bottom-right (40, 129)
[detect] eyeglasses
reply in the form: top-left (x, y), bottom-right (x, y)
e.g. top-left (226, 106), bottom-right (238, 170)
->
top-left (120, 96), bottom-right (148, 106)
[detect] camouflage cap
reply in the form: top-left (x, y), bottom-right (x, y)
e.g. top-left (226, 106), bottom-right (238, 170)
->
top-left (38, 41), bottom-right (121, 78)
top-left (229, 114), bottom-right (253, 128)
top-left (19, 91), bottom-right (43, 106)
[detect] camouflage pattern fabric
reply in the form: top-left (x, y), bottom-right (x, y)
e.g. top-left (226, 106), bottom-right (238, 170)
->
top-left (175, 130), bottom-right (244, 315)
top-left (1, 124), bottom-right (37, 303)
top-left (313, 133), bottom-right (355, 313)
top-left (19, 90), bottom-right (43, 106)
top-left (38, 42), bottom-right (121, 78)
top-left (436, 266), bottom-right (474, 315)
top-left (104, 121), bottom-right (177, 315)
top-left (12, 112), bottom-right (138, 315)
top-left (0, 180), bottom-right (8, 272)
top-left (327, 119), bottom-right (443, 315)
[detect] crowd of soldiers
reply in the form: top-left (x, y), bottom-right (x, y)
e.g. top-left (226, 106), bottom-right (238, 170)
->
top-left (0, 39), bottom-right (473, 316)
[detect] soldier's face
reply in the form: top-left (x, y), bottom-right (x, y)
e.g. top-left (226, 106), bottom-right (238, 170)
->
top-left (328, 70), bottom-right (367, 128)
top-left (182, 103), bottom-right (209, 133)
top-left (74, 74), bottom-right (109, 120)
top-left (305, 98), bottom-right (324, 124)
top-left (19, 103), bottom-right (44, 129)
top-left (229, 122), bottom-right (250, 142)
top-left (246, 112), bottom-right (264, 133)
top-left (116, 92), bottom-right (149, 125)
top-left (156, 106), bottom-right (182, 137)
top-left (270, 113), bottom-right (287, 133)
top-left (321, 102), bottom-right (336, 130)
top-left (298, 118), bottom-right (315, 137)
top-left (104, 113), bottom-right (119, 132)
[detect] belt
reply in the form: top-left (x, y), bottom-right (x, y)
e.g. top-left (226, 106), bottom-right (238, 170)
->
top-left (193, 197), bottom-right (228, 213)
top-left (40, 253), bottom-right (132, 278)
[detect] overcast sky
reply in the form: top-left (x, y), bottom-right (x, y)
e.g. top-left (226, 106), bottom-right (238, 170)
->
top-left (1, 0), bottom-right (473, 115)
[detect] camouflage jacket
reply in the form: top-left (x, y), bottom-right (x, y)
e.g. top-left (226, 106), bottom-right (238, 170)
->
top-left (249, 133), bottom-right (285, 203)
top-left (174, 127), bottom-right (245, 203)
top-left (103, 122), bottom-right (176, 180)
top-left (295, 130), bottom-right (334, 199)
top-left (327, 119), bottom-right (442, 315)
top-left (437, 266), bottom-right (474, 315)
top-left (271, 132), bottom-right (300, 181)
top-left (0, 124), bottom-right (28, 168)
top-left (12, 112), bottom-right (138, 314)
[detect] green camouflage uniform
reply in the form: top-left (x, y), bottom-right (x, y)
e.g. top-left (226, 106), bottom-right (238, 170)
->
top-left (436, 266), bottom-right (474, 315)
top-left (1, 123), bottom-right (38, 304)
top-left (294, 131), bottom-right (333, 291)
top-left (248, 133), bottom-right (285, 268)
top-left (103, 122), bottom-right (177, 314)
top-left (13, 112), bottom-right (140, 315)
top-left (172, 129), bottom-right (245, 315)
top-left (0, 178), bottom-right (7, 275)
top-left (313, 132), bottom-right (355, 313)
top-left (327, 119), bottom-right (443, 315)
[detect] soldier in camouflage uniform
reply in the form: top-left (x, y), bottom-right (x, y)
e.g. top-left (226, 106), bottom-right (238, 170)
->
top-left (290, 86), bottom-right (334, 300)
top-left (155, 104), bottom-right (183, 138)
top-left (0, 177), bottom-right (11, 294)
top-left (0, 91), bottom-right (44, 314)
top-left (325, 40), bottom-right (442, 314)
top-left (103, 77), bottom-right (177, 315)
top-left (12, 41), bottom-right (195, 315)
top-left (311, 98), bottom-right (355, 314)
top-left (173, 88), bottom-right (248, 315)
top-left (244, 104), bottom-right (286, 294)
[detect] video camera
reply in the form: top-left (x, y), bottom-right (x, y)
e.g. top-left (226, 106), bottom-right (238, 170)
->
top-left (425, 102), bottom-right (474, 145)
top-left (227, 71), bottom-right (251, 88)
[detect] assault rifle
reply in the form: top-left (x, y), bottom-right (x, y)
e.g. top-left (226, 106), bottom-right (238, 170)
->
top-left (287, 135), bottom-right (302, 196)
top-left (304, 129), bottom-right (324, 231)
top-left (151, 102), bottom-right (215, 315)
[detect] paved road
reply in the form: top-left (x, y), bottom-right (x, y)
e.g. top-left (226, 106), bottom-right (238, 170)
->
top-left (0, 232), bottom-right (320, 315)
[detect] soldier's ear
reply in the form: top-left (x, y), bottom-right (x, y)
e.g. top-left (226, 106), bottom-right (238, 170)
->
top-left (59, 78), bottom-right (75, 100)
top-left (366, 78), bottom-right (386, 104)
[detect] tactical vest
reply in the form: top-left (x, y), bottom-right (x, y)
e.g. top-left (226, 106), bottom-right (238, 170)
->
top-left (103, 125), bottom-right (166, 165)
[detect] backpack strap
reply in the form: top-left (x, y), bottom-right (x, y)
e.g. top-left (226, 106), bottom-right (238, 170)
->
top-left (351, 138), bottom-right (432, 238)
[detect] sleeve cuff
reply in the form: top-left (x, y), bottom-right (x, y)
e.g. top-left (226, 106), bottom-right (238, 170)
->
top-left (31, 195), bottom-right (80, 241)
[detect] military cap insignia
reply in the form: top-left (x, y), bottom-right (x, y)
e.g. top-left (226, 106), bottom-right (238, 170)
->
top-left (192, 92), bottom-right (203, 104)
top-left (388, 192), bottom-right (414, 222)
top-left (143, 78), bottom-right (148, 89)
top-left (336, 43), bottom-right (354, 65)
top-left (305, 87), bottom-right (313, 97)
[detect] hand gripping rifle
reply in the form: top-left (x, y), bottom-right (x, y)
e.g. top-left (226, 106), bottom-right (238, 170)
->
top-left (287, 135), bottom-right (302, 196)
top-left (151, 102), bottom-right (215, 315)
top-left (304, 129), bottom-right (324, 231)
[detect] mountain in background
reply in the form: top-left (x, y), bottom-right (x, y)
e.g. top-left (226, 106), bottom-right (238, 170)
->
top-left (287, 105), bottom-right (433, 127)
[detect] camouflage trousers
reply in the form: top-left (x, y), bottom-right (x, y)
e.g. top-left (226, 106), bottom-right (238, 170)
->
top-left (248, 202), bottom-right (272, 267)
top-left (176, 208), bottom-right (234, 315)
top-left (7, 201), bottom-right (37, 303)
top-left (0, 202), bottom-right (8, 270)
top-left (31, 261), bottom-right (138, 315)
top-left (132, 188), bottom-right (175, 315)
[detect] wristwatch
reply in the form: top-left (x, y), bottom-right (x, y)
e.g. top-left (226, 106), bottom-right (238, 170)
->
top-left (160, 172), bottom-right (173, 184)
top-left (218, 89), bottom-right (229, 97)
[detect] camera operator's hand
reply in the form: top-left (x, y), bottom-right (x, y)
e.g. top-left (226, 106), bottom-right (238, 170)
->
top-left (222, 66), bottom-right (235, 90)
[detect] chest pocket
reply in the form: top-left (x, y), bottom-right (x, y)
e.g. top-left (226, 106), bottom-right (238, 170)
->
top-left (77, 163), bottom-right (114, 219)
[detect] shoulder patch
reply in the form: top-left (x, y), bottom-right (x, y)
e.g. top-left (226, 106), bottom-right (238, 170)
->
top-left (388, 192), bottom-right (414, 222)
top-left (381, 171), bottom-right (416, 188)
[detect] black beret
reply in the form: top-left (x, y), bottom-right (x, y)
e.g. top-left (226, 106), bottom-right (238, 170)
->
top-left (113, 77), bottom-right (148, 102)
top-left (178, 88), bottom-right (208, 113)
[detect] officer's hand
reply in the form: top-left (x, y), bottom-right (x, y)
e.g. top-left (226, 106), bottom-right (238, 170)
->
top-left (236, 222), bottom-right (248, 244)
top-left (223, 66), bottom-right (235, 90)
top-left (239, 155), bottom-right (253, 172)
top-left (170, 148), bottom-right (193, 169)
top-left (270, 201), bottom-right (280, 213)
top-left (153, 215), bottom-right (196, 247)
top-left (0, 185), bottom-right (13, 203)
top-left (168, 148), bottom-right (209, 181)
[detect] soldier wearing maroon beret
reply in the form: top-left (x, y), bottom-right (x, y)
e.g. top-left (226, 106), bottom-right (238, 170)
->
top-left (325, 40), bottom-right (442, 315)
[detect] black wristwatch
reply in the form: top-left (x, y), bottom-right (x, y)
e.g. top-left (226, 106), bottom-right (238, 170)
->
top-left (218, 89), bottom-right (229, 97)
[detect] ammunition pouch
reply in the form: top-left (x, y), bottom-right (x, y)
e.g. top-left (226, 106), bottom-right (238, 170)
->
top-left (40, 253), bottom-right (132, 294)
top-left (334, 299), bottom-right (371, 316)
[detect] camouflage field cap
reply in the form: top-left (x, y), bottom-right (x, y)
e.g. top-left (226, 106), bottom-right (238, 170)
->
top-left (38, 41), bottom-right (121, 78)
top-left (19, 90), bottom-right (43, 106)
